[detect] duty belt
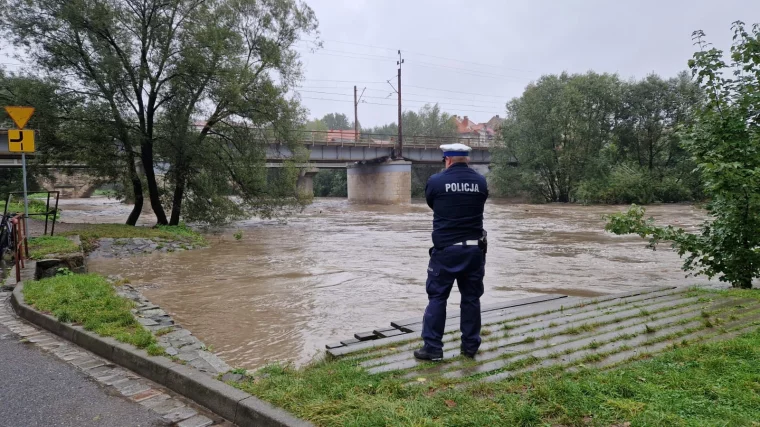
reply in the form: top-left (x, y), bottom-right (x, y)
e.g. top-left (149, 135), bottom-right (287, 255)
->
top-left (430, 237), bottom-right (487, 256)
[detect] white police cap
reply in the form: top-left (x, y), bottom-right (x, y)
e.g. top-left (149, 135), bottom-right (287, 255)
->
top-left (440, 143), bottom-right (472, 157)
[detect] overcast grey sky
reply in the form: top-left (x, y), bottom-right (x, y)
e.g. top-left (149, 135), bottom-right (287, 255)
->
top-left (297, 0), bottom-right (759, 128)
top-left (0, 1), bottom-right (756, 129)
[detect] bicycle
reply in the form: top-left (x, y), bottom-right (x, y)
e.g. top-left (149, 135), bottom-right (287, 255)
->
top-left (0, 213), bottom-right (18, 272)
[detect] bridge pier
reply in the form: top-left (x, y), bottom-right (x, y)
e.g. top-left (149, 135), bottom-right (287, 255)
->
top-left (297, 168), bottom-right (319, 197)
top-left (37, 169), bottom-right (102, 199)
top-left (347, 160), bottom-right (411, 204)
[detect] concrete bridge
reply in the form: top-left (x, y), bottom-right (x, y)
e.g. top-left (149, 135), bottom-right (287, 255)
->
top-left (0, 157), bottom-right (102, 199)
top-left (265, 133), bottom-right (491, 165)
top-left (2, 131), bottom-right (496, 203)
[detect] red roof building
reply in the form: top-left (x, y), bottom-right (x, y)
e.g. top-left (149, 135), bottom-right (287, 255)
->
top-left (452, 115), bottom-right (500, 145)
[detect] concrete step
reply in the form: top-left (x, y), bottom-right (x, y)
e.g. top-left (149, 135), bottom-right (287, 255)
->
top-left (362, 291), bottom-right (693, 371)
top-left (381, 296), bottom-right (710, 376)
top-left (465, 303), bottom-right (760, 382)
top-left (332, 287), bottom-right (684, 358)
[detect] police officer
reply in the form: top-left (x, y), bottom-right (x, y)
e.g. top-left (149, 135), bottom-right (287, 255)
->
top-left (414, 143), bottom-right (489, 361)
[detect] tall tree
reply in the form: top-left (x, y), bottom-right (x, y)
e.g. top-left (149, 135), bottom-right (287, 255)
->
top-left (492, 71), bottom-right (702, 203)
top-left (496, 72), bottom-right (622, 202)
top-left (2, 0), bottom-right (318, 225)
top-left (607, 21), bottom-right (760, 288)
top-left (617, 73), bottom-right (702, 172)
top-left (365, 103), bottom-right (457, 140)
top-left (320, 113), bottom-right (351, 130)
top-left (303, 118), bottom-right (328, 141)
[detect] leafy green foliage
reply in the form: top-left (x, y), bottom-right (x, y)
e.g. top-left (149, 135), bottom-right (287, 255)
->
top-left (320, 113), bottom-right (352, 130)
top-left (55, 267), bottom-right (74, 276)
top-left (0, 169), bottom-right (40, 200)
top-left (23, 274), bottom-right (160, 351)
top-left (365, 103), bottom-right (458, 139)
top-left (1, 0), bottom-right (319, 226)
top-left (27, 236), bottom-right (80, 260)
top-left (607, 22), bottom-right (760, 289)
top-left (412, 164), bottom-right (443, 198)
top-left (314, 170), bottom-right (347, 197)
top-left (303, 118), bottom-right (329, 141)
top-left (492, 72), bottom-right (703, 203)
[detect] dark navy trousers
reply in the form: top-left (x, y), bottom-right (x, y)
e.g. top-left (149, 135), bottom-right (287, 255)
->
top-left (421, 244), bottom-right (485, 354)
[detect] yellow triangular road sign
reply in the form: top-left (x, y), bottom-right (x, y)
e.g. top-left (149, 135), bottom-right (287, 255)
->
top-left (4, 106), bottom-right (35, 129)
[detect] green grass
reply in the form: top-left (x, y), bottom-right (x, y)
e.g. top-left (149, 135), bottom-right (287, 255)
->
top-left (232, 289), bottom-right (760, 426)
top-left (564, 323), bottom-right (597, 335)
top-left (235, 328), bottom-right (760, 427)
top-left (60, 223), bottom-right (206, 253)
top-left (23, 274), bottom-right (163, 355)
top-left (2, 196), bottom-right (59, 220)
top-left (27, 236), bottom-right (81, 260)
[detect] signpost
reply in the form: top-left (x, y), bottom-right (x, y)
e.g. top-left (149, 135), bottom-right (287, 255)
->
top-left (4, 106), bottom-right (35, 238)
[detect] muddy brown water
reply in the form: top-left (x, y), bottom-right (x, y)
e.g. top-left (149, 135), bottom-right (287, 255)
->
top-left (63, 198), bottom-right (712, 369)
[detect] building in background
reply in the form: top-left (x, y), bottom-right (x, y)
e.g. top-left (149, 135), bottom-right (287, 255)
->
top-left (326, 129), bottom-right (356, 142)
top-left (452, 115), bottom-right (503, 146)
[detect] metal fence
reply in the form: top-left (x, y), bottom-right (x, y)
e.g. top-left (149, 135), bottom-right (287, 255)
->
top-left (3, 191), bottom-right (60, 236)
top-left (293, 131), bottom-right (494, 149)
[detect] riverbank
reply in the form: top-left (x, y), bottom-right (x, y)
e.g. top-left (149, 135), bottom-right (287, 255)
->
top-left (58, 223), bottom-right (206, 253)
top-left (21, 223), bottom-right (206, 259)
top-left (230, 288), bottom-right (760, 426)
top-left (23, 274), bottom-right (165, 356)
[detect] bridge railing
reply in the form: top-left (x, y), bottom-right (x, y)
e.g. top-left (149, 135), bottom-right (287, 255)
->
top-left (279, 130), bottom-right (495, 149)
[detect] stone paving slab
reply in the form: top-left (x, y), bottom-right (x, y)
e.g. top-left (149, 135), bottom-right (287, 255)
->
top-left (163, 406), bottom-right (199, 423)
top-left (179, 415), bottom-right (215, 427)
top-left (114, 283), bottom-right (231, 378)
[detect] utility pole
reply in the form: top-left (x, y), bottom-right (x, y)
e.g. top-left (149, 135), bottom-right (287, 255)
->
top-left (353, 85), bottom-right (365, 142)
top-left (354, 85), bottom-right (358, 142)
top-left (396, 50), bottom-right (404, 159)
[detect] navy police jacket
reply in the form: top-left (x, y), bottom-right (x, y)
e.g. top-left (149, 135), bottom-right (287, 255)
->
top-left (425, 162), bottom-right (489, 248)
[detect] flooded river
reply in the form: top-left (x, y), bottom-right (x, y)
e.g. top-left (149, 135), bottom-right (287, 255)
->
top-left (62, 198), bottom-right (711, 369)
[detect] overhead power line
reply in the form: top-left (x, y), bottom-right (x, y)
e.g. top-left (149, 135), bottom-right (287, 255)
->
top-left (297, 50), bottom-right (392, 64)
top-left (297, 84), bottom-right (511, 101)
top-left (405, 84), bottom-right (512, 99)
top-left (298, 96), bottom-right (499, 115)
top-left (295, 43), bottom-right (397, 60)
top-left (301, 79), bottom-right (388, 84)
top-left (408, 62), bottom-right (528, 81)
top-left (297, 47), bottom-right (528, 82)
top-left (298, 86), bottom-right (506, 105)
top-left (300, 38), bottom-right (533, 73)
top-left (296, 89), bottom-right (503, 109)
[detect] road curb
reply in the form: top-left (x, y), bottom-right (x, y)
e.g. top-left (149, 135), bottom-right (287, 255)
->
top-left (11, 283), bottom-right (312, 427)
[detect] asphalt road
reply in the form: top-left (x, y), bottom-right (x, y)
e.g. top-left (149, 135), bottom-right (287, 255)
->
top-left (0, 323), bottom-right (164, 427)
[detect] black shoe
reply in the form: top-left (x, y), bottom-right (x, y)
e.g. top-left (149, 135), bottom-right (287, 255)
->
top-left (461, 349), bottom-right (477, 359)
top-left (414, 348), bottom-right (443, 361)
